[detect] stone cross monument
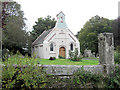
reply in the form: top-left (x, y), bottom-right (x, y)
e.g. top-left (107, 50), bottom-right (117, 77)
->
top-left (98, 33), bottom-right (114, 74)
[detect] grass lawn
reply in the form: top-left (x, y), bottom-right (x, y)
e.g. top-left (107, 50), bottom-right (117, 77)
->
top-left (3, 55), bottom-right (99, 65)
top-left (39, 59), bottom-right (99, 65)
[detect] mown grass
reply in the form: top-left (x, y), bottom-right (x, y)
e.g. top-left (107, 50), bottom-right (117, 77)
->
top-left (5, 55), bottom-right (99, 65)
top-left (39, 59), bottom-right (98, 65)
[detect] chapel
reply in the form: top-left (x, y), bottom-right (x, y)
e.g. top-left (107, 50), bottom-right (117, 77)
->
top-left (32, 11), bottom-right (80, 59)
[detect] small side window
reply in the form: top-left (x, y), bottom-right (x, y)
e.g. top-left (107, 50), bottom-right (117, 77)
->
top-left (70, 43), bottom-right (73, 51)
top-left (50, 43), bottom-right (53, 51)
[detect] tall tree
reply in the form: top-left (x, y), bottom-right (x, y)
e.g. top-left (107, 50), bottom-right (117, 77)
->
top-left (78, 15), bottom-right (112, 54)
top-left (2, 2), bottom-right (27, 54)
top-left (112, 16), bottom-right (120, 48)
top-left (31, 15), bottom-right (56, 42)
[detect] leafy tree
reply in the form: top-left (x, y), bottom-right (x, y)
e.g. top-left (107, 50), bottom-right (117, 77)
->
top-left (2, 2), bottom-right (27, 54)
top-left (25, 32), bottom-right (33, 56)
top-left (112, 16), bottom-right (120, 48)
top-left (78, 15), bottom-right (112, 54)
top-left (31, 15), bottom-right (56, 42)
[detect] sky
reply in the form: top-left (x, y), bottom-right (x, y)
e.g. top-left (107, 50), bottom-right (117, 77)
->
top-left (14, 0), bottom-right (119, 35)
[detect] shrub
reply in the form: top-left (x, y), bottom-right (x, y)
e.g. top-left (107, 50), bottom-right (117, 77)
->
top-left (2, 49), bottom-right (10, 61)
top-left (2, 54), bottom-right (48, 89)
top-left (72, 67), bottom-right (104, 87)
top-left (106, 66), bottom-right (120, 88)
top-left (54, 57), bottom-right (56, 60)
top-left (114, 46), bottom-right (120, 64)
top-left (114, 51), bottom-right (120, 64)
top-left (58, 55), bottom-right (65, 59)
top-left (69, 48), bottom-right (82, 61)
top-left (69, 50), bottom-right (74, 59)
top-left (49, 57), bottom-right (56, 60)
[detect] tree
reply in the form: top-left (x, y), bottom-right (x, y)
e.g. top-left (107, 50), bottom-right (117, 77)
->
top-left (31, 15), bottom-right (56, 42)
top-left (2, 2), bottom-right (27, 54)
top-left (78, 15), bottom-right (112, 54)
top-left (25, 32), bottom-right (33, 56)
top-left (112, 16), bottom-right (120, 48)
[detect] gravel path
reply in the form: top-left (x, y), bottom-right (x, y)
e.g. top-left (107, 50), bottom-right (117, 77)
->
top-left (82, 58), bottom-right (99, 60)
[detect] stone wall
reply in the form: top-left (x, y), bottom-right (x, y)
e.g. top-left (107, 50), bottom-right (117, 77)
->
top-left (0, 64), bottom-right (105, 75)
top-left (1, 64), bottom-right (119, 76)
top-left (41, 65), bottom-right (104, 75)
top-left (41, 64), bottom-right (120, 75)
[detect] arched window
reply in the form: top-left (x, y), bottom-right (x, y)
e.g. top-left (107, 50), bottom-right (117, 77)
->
top-left (50, 43), bottom-right (54, 51)
top-left (70, 43), bottom-right (73, 51)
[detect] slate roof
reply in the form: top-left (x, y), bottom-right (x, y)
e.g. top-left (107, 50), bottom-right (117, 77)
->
top-left (32, 29), bottom-right (53, 46)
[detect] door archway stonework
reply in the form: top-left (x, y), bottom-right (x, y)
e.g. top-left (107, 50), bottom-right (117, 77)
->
top-left (59, 47), bottom-right (66, 58)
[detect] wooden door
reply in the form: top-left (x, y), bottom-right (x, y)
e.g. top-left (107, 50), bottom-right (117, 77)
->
top-left (59, 47), bottom-right (66, 58)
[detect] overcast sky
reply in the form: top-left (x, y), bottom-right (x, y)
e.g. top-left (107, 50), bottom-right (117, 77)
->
top-left (15, 0), bottom-right (119, 34)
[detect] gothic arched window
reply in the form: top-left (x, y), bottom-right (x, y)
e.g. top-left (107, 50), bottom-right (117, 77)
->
top-left (70, 43), bottom-right (73, 51)
top-left (50, 43), bottom-right (54, 51)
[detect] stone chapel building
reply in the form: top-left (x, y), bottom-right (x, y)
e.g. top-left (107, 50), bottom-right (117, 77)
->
top-left (32, 11), bottom-right (80, 59)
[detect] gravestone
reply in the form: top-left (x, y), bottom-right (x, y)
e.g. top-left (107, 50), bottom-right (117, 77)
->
top-left (84, 50), bottom-right (92, 57)
top-left (98, 33), bottom-right (114, 74)
top-left (92, 52), bottom-right (95, 57)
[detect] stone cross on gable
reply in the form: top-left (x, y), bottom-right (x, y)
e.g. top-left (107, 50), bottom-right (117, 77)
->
top-left (55, 11), bottom-right (68, 29)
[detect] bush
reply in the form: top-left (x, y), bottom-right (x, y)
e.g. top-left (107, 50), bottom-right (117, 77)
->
top-left (72, 69), bottom-right (104, 88)
top-left (114, 51), bottom-right (120, 64)
top-left (2, 49), bottom-right (10, 61)
top-left (71, 66), bottom-right (120, 88)
top-left (106, 66), bottom-right (120, 88)
top-left (69, 48), bottom-right (82, 61)
top-left (49, 57), bottom-right (56, 60)
top-left (114, 46), bottom-right (120, 64)
top-left (58, 56), bottom-right (65, 59)
top-left (2, 54), bottom-right (48, 89)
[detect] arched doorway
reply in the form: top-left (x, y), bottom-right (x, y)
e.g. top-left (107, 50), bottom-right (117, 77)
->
top-left (59, 47), bottom-right (66, 58)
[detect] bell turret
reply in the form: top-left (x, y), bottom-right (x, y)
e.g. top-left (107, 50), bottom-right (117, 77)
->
top-left (55, 11), bottom-right (67, 29)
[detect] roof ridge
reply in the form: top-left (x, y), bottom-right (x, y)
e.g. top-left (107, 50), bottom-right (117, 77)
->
top-left (44, 28), bottom-right (55, 40)
top-left (56, 11), bottom-right (65, 17)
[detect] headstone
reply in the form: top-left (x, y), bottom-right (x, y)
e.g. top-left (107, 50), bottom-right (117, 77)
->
top-left (98, 33), bottom-right (114, 74)
top-left (92, 52), bottom-right (95, 57)
top-left (84, 50), bottom-right (92, 57)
